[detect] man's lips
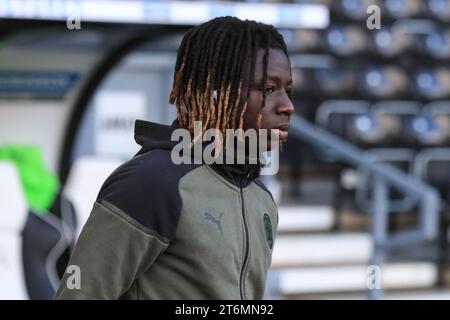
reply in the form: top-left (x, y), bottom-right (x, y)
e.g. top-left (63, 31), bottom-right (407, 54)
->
top-left (278, 130), bottom-right (288, 141)
top-left (272, 124), bottom-right (290, 141)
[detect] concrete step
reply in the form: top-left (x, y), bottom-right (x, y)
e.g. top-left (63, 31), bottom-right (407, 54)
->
top-left (287, 289), bottom-right (450, 300)
top-left (382, 289), bottom-right (450, 300)
top-left (270, 262), bottom-right (437, 296)
top-left (272, 233), bottom-right (372, 268)
top-left (277, 205), bottom-right (335, 233)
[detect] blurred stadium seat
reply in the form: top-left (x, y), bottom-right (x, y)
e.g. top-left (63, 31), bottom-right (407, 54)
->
top-left (332, 0), bottom-right (381, 21)
top-left (325, 25), bottom-right (368, 56)
top-left (414, 148), bottom-right (450, 197)
top-left (22, 205), bottom-right (70, 299)
top-left (316, 100), bottom-right (371, 139)
top-left (370, 26), bottom-right (414, 58)
top-left (359, 66), bottom-right (409, 100)
top-left (292, 29), bottom-right (322, 53)
top-left (371, 101), bottom-right (422, 147)
top-left (413, 68), bottom-right (450, 100)
top-left (421, 29), bottom-right (450, 60)
top-left (427, 0), bottom-right (450, 22)
top-left (316, 100), bottom-right (391, 146)
top-left (383, 0), bottom-right (425, 19)
top-left (419, 101), bottom-right (450, 146)
top-left (313, 67), bottom-right (356, 98)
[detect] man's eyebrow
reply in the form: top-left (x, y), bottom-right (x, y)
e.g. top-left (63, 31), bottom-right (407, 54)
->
top-left (254, 76), bottom-right (293, 84)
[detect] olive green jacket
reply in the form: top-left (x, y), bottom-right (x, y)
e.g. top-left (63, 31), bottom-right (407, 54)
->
top-left (55, 119), bottom-right (278, 300)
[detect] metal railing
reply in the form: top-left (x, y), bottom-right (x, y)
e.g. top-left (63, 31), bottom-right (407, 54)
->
top-left (288, 115), bottom-right (441, 299)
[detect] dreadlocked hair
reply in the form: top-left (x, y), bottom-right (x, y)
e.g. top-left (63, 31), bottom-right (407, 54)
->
top-left (169, 16), bottom-right (289, 143)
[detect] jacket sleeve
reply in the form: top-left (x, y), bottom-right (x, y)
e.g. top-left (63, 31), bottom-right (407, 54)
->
top-left (54, 200), bottom-right (169, 299)
top-left (55, 152), bottom-right (185, 299)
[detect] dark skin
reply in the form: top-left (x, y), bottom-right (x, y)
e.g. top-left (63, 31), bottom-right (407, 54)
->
top-left (242, 48), bottom-right (295, 150)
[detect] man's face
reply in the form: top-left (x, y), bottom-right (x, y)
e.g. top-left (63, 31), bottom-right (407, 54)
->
top-left (242, 48), bottom-right (294, 149)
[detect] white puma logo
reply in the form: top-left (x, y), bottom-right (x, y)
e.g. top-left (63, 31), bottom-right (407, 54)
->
top-left (203, 212), bottom-right (224, 236)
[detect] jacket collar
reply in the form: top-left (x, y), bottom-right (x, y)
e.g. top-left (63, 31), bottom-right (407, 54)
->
top-left (134, 118), bottom-right (262, 187)
top-left (209, 161), bottom-right (261, 188)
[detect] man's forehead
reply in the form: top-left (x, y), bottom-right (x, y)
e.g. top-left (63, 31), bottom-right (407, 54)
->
top-left (253, 75), bottom-right (292, 84)
top-left (253, 48), bottom-right (292, 83)
top-left (255, 48), bottom-right (288, 63)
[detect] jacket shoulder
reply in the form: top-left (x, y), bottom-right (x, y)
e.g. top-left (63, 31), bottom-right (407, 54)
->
top-left (253, 178), bottom-right (276, 204)
top-left (97, 149), bottom-right (198, 240)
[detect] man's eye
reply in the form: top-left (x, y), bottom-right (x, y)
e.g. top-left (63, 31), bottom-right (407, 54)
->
top-left (261, 87), bottom-right (275, 94)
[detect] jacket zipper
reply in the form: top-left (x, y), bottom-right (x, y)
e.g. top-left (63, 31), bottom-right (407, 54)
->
top-left (239, 168), bottom-right (255, 300)
top-left (239, 182), bottom-right (249, 300)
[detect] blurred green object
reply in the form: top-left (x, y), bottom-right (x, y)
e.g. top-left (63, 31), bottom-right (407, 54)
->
top-left (0, 145), bottom-right (60, 214)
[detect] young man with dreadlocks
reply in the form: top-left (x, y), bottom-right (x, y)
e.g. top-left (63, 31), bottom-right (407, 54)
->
top-left (56, 16), bottom-right (294, 300)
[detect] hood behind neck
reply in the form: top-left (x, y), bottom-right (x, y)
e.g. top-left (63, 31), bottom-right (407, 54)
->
top-left (133, 118), bottom-right (262, 184)
top-left (134, 119), bottom-right (181, 156)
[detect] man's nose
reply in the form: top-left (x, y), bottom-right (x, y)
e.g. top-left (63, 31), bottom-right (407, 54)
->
top-left (277, 95), bottom-right (295, 118)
